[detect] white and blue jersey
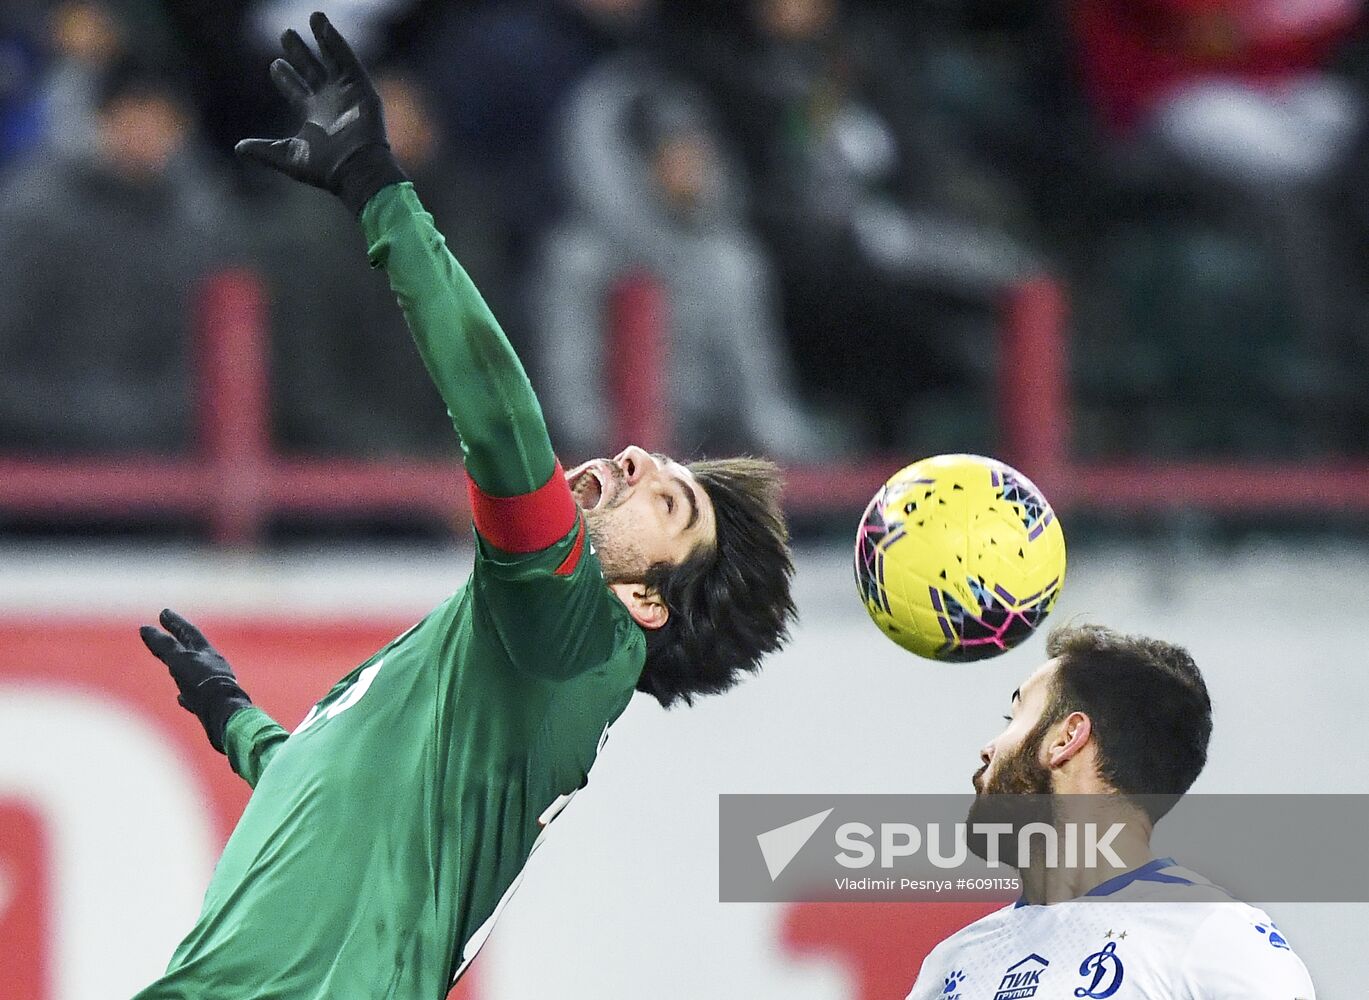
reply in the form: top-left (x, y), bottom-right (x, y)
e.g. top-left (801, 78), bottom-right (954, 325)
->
top-left (906, 858), bottom-right (1315, 1000)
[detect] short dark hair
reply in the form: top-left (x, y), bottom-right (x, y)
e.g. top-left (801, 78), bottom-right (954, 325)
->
top-left (1043, 624), bottom-right (1212, 821)
top-left (636, 457), bottom-right (795, 707)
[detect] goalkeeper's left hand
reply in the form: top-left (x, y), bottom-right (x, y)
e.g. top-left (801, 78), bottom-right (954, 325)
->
top-left (234, 10), bottom-right (407, 215)
top-left (139, 609), bottom-right (252, 754)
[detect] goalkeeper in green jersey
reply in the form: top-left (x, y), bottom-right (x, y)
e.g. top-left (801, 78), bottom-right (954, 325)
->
top-left (131, 13), bottom-right (795, 1000)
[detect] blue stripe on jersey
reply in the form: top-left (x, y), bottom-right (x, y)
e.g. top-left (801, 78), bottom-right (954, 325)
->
top-left (1013, 857), bottom-right (1189, 907)
top-left (1086, 856), bottom-right (1190, 896)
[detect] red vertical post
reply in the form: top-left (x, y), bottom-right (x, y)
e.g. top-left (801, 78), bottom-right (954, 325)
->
top-left (197, 269), bottom-right (272, 546)
top-left (0, 801), bottom-right (50, 1000)
top-left (607, 272), bottom-right (670, 454)
top-left (999, 276), bottom-right (1070, 501)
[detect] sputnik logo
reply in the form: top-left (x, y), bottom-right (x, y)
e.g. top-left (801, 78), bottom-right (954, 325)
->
top-left (757, 808), bottom-right (834, 881)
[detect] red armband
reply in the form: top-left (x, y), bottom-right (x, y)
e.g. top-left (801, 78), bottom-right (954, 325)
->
top-left (467, 461), bottom-right (579, 554)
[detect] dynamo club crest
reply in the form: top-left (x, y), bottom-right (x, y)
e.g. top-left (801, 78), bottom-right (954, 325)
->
top-left (1074, 941), bottom-right (1124, 998)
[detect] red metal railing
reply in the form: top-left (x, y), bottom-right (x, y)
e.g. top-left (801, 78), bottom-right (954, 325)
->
top-left (0, 268), bottom-right (1363, 544)
top-left (0, 270), bottom-right (475, 545)
top-left (995, 277), bottom-right (1369, 514)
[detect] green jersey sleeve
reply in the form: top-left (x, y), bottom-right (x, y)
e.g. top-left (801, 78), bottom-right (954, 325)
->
top-left (224, 707), bottom-right (290, 789)
top-left (360, 183), bottom-right (633, 681)
top-left (359, 182), bottom-right (554, 498)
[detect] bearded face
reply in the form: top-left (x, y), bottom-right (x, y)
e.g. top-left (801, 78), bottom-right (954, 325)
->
top-left (966, 713), bottom-right (1057, 866)
top-left (564, 449), bottom-right (715, 587)
top-left (973, 714), bottom-right (1056, 798)
top-left (582, 468), bottom-right (655, 583)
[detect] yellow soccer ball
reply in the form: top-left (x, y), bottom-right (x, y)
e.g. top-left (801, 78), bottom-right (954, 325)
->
top-left (854, 454), bottom-right (1067, 661)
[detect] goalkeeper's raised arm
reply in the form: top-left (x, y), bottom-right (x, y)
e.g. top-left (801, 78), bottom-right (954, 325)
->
top-left (235, 10), bottom-right (551, 499)
top-left (231, 10), bottom-right (797, 706)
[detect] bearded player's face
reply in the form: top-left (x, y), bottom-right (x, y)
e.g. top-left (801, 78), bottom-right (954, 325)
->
top-left (966, 660), bottom-right (1060, 864)
top-left (973, 659), bottom-right (1060, 797)
top-left (564, 446), bottom-right (716, 584)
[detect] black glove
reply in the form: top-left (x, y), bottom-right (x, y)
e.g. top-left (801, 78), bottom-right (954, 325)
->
top-left (140, 609), bottom-right (252, 754)
top-left (234, 11), bottom-right (407, 216)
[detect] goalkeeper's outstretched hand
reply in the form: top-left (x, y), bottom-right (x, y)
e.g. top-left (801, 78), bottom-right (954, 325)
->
top-left (235, 10), bottom-right (407, 215)
top-left (140, 609), bottom-right (252, 755)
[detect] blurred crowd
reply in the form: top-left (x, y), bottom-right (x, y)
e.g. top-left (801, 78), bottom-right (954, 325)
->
top-left (1, 0), bottom-right (1368, 467)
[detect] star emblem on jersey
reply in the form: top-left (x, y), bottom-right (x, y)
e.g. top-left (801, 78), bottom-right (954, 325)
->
top-left (993, 953), bottom-right (1049, 999)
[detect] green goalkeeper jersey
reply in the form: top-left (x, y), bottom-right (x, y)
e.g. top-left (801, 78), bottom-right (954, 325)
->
top-left (135, 184), bottom-right (646, 999)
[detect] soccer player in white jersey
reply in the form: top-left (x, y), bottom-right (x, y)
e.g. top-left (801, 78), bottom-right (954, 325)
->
top-left (906, 624), bottom-right (1316, 1000)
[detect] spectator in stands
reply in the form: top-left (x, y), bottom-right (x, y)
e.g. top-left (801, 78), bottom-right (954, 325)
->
top-left (38, 1), bottom-right (129, 159)
top-left (248, 69), bottom-right (506, 457)
top-left (19, 2), bottom-right (178, 159)
top-left (0, 57), bottom-right (225, 455)
top-left (1072, 0), bottom-right (1363, 188)
top-left (0, 4), bottom-right (48, 172)
top-left (531, 57), bottom-right (826, 460)
top-left (417, 0), bottom-right (657, 254)
top-left (1068, 0), bottom-right (1366, 450)
top-left (665, 0), bottom-right (1036, 449)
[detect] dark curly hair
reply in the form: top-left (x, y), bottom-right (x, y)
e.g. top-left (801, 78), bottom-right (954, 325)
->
top-left (636, 458), bottom-right (795, 707)
top-left (1044, 624), bottom-right (1213, 821)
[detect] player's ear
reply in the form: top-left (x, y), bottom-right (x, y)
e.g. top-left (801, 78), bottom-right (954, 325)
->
top-left (1046, 711), bottom-right (1091, 768)
top-left (610, 583), bottom-right (669, 630)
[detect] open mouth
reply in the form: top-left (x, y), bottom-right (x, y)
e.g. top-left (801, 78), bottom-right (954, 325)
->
top-left (566, 460), bottom-right (609, 511)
